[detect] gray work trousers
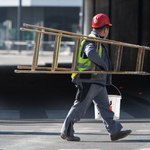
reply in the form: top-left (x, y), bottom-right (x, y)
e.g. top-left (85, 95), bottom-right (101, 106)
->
top-left (61, 83), bottom-right (122, 136)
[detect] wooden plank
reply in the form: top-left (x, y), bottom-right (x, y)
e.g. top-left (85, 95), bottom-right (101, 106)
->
top-left (76, 38), bottom-right (82, 70)
top-left (23, 24), bottom-right (150, 50)
top-left (136, 48), bottom-right (142, 71)
top-left (14, 70), bottom-right (150, 75)
top-left (16, 24), bottom-right (150, 76)
top-left (51, 35), bottom-right (59, 71)
top-left (140, 48), bottom-right (145, 71)
top-left (71, 39), bottom-right (78, 71)
top-left (96, 42), bottom-right (101, 71)
top-left (17, 66), bottom-right (71, 71)
top-left (136, 48), bottom-right (145, 71)
top-left (91, 42), bottom-right (101, 71)
top-left (31, 32), bottom-right (39, 71)
top-left (23, 23), bottom-right (84, 38)
top-left (71, 38), bottom-right (81, 71)
top-left (113, 45), bottom-right (123, 71)
top-left (55, 33), bottom-right (62, 68)
top-left (35, 29), bottom-right (42, 67)
top-left (20, 27), bottom-right (150, 50)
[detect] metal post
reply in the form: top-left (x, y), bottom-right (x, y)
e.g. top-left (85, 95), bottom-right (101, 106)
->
top-left (84, 0), bottom-right (94, 35)
top-left (82, 0), bottom-right (85, 34)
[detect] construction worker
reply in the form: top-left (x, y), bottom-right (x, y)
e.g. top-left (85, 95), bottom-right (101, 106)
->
top-left (60, 13), bottom-right (132, 141)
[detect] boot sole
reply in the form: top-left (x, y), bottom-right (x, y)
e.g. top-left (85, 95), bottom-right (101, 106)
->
top-left (111, 130), bottom-right (132, 141)
top-left (60, 134), bottom-right (80, 141)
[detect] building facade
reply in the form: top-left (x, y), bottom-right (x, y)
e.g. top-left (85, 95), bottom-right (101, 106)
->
top-left (0, 0), bottom-right (82, 42)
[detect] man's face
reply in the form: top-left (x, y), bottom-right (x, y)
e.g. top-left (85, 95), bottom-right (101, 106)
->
top-left (104, 27), bottom-right (109, 39)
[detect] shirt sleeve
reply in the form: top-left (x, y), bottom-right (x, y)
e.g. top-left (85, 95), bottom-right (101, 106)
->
top-left (84, 41), bottom-right (108, 70)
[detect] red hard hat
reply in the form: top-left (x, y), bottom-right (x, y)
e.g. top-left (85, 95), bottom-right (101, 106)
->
top-left (92, 13), bottom-right (112, 28)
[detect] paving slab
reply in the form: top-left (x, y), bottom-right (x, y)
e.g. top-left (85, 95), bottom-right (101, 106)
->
top-left (0, 119), bottom-right (150, 150)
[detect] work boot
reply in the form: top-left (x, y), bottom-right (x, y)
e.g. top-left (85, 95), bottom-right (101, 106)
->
top-left (110, 129), bottom-right (132, 141)
top-left (60, 133), bottom-right (80, 141)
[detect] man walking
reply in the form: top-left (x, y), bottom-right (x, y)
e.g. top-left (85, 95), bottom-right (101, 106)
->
top-left (60, 13), bottom-right (132, 141)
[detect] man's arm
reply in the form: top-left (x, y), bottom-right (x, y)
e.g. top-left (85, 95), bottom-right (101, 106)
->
top-left (84, 42), bottom-right (108, 70)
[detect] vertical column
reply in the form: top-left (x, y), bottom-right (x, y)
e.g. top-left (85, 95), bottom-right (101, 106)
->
top-left (84, 0), bottom-right (94, 35)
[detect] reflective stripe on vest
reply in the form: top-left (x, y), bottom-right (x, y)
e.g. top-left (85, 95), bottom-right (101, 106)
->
top-left (71, 34), bottom-right (102, 79)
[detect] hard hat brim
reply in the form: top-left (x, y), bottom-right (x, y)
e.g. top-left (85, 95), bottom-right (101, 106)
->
top-left (92, 23), bottom-right (112, 28)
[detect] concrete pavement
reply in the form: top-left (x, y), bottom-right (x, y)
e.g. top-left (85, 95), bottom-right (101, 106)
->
top-left (0, 119), bottom-right (150, 150)
top-left (0, 49), bottom-right (73, 66)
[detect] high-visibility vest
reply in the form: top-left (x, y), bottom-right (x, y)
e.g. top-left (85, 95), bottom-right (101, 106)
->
top-left (71, 34), bottom-right (102, 79)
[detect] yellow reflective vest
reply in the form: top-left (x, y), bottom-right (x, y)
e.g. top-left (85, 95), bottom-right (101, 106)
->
top-left (71, 34), bottom-right (102, 79)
